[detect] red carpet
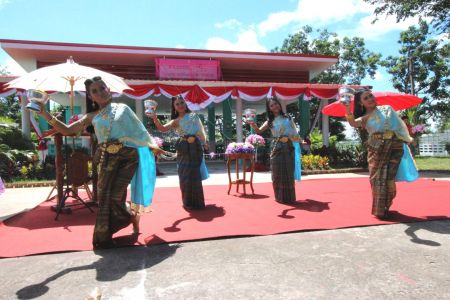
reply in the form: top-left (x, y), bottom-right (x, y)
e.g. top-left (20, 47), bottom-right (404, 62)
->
top-left (1, 178), bottom-right (449, 258)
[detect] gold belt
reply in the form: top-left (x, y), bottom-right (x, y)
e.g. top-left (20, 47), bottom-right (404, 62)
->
top-left (101, 142), bottom-right (123, 154)
top-left (372, 131), bottom-right (394, 140)
top-left (182, 136), bottom-right (196, 144)
top-left (276, 137), bottom-right (289, 143)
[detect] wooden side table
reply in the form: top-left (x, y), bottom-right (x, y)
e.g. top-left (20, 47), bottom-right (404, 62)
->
top-left (226, 153), bottom-right (255, 195)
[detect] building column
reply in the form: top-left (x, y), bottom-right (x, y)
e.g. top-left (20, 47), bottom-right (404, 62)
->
top-left (236, 98), bottom-right (243, 142)
top-left (298, 96), bottom-right (310, 137)
top-left (38, 101), bottom-right (50, 132)
top-left (207, 104), bottom-right (216, 152)
top-left (280, 100), bottom-right (287, 114)
top-left (135, 99), bottom-right (144, 122)
top-left (21, 95), bottom-right (31, 138)
top-left (321, 99), bottom-right (329, 147)
top-left (222, 98), bottom-right (233, 145)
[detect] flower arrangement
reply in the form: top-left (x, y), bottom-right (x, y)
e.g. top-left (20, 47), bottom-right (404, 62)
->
top-left (412, 124), bottom-right (426, 135)
top-left (245, 134), bottom-right (265, 147)
top-left (225, 142), bottom-right (255, 154)
top-left (68, 114), bottom-right (83, 125)
top-left (153, 137), bottom-right (164, 148)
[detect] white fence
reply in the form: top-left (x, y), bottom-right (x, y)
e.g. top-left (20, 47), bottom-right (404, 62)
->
top-left (419, 130), bottom-right (450, 156)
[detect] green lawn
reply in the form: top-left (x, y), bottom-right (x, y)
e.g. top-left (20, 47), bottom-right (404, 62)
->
top-left (415, 156), bottom-right (450, 171)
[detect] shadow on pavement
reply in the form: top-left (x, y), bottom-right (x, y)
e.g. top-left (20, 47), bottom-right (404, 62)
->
top-left (15, 238), bottom-right (179, 299)
top-left (404, 217), bottom-right (450, 247)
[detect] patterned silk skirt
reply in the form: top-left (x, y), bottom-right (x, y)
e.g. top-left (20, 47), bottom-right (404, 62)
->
top-left (270, 138), bottom-right (296, 203)
top-left (176, 137), bottom-right (205, 209)
top-left (93, 146), bottom-right (138, 248)
top-left (367, 135), bottom-right (404, 217)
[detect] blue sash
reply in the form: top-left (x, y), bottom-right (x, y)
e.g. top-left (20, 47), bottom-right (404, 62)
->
top-left (293, 142), bottom-right (302, 181)
top-left (200, 158), bottom-right (209, 180)
top-left (131, 147), bottom-right (156, 209)
top-left (395, 143), bottom-right (419, 182)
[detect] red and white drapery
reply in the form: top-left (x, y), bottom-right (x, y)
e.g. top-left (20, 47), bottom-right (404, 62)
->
top-left (1, 81), bottom-right (347, 111)
top-left (119, 83), bottom-right (344, 111)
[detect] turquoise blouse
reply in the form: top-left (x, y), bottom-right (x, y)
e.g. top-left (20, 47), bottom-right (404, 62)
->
top-left (93, 103), bottom-right (155, 147)
top-left (363, 105), bottom-right (413, 143)
top-left (175, 113), bottom-right (207, 144)
top-left (271, 116), bottom-right (300, 140)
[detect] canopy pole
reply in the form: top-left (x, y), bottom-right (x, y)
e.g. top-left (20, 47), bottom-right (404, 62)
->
top-left (298, 96), bottom-right (310, 137)
top-left (321, 99), bottom-right (330, 147)
top-left (135, 99), bottom-right (144, 122)
top-left (69, 78), bottom-right (75, 117)
top-left (21, 94), bottom-right (31, 138)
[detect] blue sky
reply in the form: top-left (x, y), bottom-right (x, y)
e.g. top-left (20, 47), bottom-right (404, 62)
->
top-left (0, 0), bottom-right (420, 91)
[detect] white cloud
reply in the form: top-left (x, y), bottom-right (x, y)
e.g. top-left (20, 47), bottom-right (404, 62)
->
top-left (0, 0), bottom-right (10, 9)
top-left (215, 19), bottom-right (242, 30)
top-left (206, 29), bottom-right (267, 52)
top-left (258, 11), bottom-right (296, 37)
top-left (4, 58), bottom-right (27, 76)
top-left (258, 0), bottom-right (373, 36)
top-left (175, 44), bottom-right (185, 49)
top-left (374, 71), bottom-right (383, 81)
top-left (205, 0), bottom-right (417, 54)
top-left (346, 14), bottom-right (419, 40)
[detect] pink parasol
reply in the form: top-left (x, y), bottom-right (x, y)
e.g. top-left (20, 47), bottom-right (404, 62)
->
top-left (322, 92), bottom-right (423, 117)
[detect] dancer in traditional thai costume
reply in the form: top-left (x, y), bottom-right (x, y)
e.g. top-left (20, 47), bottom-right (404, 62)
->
top-left (148, 95), bottom-right (209, 210)
top-left (38, 76), bottom-right (163, 249)
top-left (344, 89), bottom-right (415, 219)
top-left (249, 97), bottom-right (302, 203)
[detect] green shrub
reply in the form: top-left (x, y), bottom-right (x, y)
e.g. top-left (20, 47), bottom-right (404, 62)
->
top-left (0, 124), bottom-right (34, 150)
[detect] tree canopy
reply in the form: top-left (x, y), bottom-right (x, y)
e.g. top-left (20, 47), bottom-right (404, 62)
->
top-left (381, 20), bottom-right (450, 128)
top-left (364, 0), bottom-right (450, 33)
top-left (273, 26), bottom-right (381, 139)
top-left (273, 26), bottom-right (381, 85)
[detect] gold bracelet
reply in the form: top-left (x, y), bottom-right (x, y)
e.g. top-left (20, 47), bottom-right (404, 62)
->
top-left (47, 115), bottom-right (58, 126)
top-left (345, 114), bottom-right (355, 122)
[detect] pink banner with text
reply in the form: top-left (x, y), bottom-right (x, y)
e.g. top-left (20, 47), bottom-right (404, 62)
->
top-left (155, 58), bottom-right (221, 80)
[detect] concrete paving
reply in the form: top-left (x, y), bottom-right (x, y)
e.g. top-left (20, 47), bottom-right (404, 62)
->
top-left (0, 220), bottom-right (449, 299)
top-left (0, 163), bottom-right (449, 299)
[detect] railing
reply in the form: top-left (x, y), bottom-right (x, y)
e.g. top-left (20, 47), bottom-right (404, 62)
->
top-left (419, 143), bottom-right (448, 156)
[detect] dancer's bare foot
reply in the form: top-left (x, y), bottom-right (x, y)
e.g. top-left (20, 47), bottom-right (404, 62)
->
top-left (131, 214), bottom-right (140, 235)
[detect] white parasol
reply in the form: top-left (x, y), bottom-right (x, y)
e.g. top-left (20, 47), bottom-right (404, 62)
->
top-left (7, 57), bottom-right (131, 115)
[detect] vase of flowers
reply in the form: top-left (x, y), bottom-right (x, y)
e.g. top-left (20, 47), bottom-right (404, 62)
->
top-left (411, 123), bottom-right (427, 156)
top-left (245, 134), bottom-right (266, 167)
top-left (245, 134), bottom-right (265, 148)
top-left (225, 142), bottom-right (255, 155)
top-left (153, 137), bottom-right (164, 148)
top-left (225, 142), bottom-right (255, 156)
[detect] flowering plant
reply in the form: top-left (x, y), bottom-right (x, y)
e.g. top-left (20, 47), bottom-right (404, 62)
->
top-left (153, 137), bottom-right (164, 147)
top-left (225, 142), bottom-right (255, 154)
top-left (245, 134), bottom-right (265, 147)
top-left (412, 124), bottom-right (426, 135)
top-left (68, 114), bottom-right (83, 125)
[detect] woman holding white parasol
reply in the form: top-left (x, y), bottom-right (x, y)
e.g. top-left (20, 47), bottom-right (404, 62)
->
top-left (37, 76), bottom-right (164, 249)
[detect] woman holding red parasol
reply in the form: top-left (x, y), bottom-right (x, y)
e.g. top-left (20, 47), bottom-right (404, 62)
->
top-left (343, 88), bottom-right (415, 220)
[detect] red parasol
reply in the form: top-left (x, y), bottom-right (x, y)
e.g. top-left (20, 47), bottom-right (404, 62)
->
top-left (322, 92), bottom-right (422, 117)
